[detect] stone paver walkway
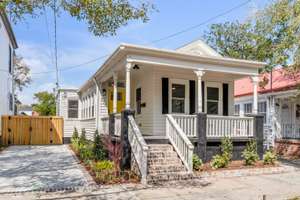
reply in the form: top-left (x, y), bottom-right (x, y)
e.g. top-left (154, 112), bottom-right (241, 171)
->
top-left (0, 145), bottom-right (93, 193)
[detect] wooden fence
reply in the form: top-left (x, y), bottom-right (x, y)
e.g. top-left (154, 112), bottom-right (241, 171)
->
top-left (1, 116), bottom-right (64, 145)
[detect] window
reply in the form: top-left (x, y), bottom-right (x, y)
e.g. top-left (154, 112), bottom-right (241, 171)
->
top-left (68, 100), bottom-right (78, 118)
top-left (234, 104), bottom-right (240, 115)
top-left (136, 88), bottom-right (141, 114)
top-left (9, 93), bottom-right (13, 111)
top-left (207, 87), bottom-right (219, 115)
top-left (258, 101), bottom-right (267, 123)
top-left (171, 84), bottom-right (185, 113)
top-left (92, 94), bottom-right (95, 117)
top-left (8, 46), bottom-right (12, 74)
top-left (244, 103), bottom-right (252, 114)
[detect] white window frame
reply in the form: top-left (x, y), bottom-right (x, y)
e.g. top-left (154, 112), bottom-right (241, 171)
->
top-left (169, 79), bottom-right (190, 114)
top-left (205, 82), bottom-right (223, 115)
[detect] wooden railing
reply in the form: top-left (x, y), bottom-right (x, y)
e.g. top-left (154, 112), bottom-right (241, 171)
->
top-left (128, 115), bottom-right (148, 184)
top-left (114, 114), bottom-right (121, 136)
top-left (172, 114), bottom-right (197, 137)
top-left (101, 116), bottom-right (109, 135)
top-left (166, 114), bottom-right (194, 172)
top-left (207, 115), bottom-right (254, 138)
top-left (281, 123), bottom-right (300, 139)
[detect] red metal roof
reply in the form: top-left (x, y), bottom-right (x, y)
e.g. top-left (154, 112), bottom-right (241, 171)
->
top-left (234, 68), bottom-right (300, 97)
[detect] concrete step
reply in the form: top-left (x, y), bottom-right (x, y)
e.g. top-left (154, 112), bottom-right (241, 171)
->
top-left (147, 172), bottom-right (194, 185)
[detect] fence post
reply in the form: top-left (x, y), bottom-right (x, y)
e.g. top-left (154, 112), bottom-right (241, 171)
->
top-left (196, 112), bottom-right (207, 162)
top-left (120, 109), bottom-right (135, 170)
top-left (109, 113), bottom-right (115, 136)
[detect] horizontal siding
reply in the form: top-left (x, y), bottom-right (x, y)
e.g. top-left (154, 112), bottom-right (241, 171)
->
top-left (80, 118), bottom-right (96, 141)
top-left (64, 119), bottom-right (80, 138)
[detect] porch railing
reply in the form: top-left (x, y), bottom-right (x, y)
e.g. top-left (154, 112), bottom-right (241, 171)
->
top-left (128, 115), bottom-right (148, 184)
top-left (172, 114), bottom-right (197, 137)
top-left (166, 114), bottom-right (194, 172)
top-left (101, 116), bottom-right (109, 135)
top-left (281, 123), bottom-right (300, 139)
top-left (114, 114), bottom-right (121, 136)
top-left (207, 115), bottom-right (254, 138)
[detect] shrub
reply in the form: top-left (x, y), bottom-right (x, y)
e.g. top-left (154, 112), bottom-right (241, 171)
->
top-left (103, 135), bottom-right (122, 173)
top-left (211, 154), bottom-right (229, 169)
top-left (193, 154), bottom-right (203, 171)
top-left (79, 128), bottom-right (87, 145)
top-left (263, 150), bottom-right (277, 165)
top-left (93, 130), bottom-right (107, 161)
top-left (221, 137), bottom-right (233, 161)
top-left (242, 139), bottom-right (259, 165)
top-left (93, 160), bottom-right (114, 172)
top-left (71, 127), bottom-right (79, 142)
top-left (79, 143), bottom-right (94, 161)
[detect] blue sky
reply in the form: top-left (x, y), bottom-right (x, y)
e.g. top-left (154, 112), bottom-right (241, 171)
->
top-left (13, 0), bottom-right (268, 104)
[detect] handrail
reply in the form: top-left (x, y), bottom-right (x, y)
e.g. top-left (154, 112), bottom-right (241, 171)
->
top-left (166, 114), bottom-right (194, 172)
top-left (128, 115), bottom-right (149, 184)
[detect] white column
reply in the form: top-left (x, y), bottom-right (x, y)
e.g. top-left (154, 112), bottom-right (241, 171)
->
top-left (194, 70), bottom-right (205, 113)
top-left (113, 72), bottom-right (118, 113)
top-left (251, 76), bottom-right (259, 114)
top-left (125, 62), bottom-right (132, 109)
top-left (93, 78), bottom-right (100, 130)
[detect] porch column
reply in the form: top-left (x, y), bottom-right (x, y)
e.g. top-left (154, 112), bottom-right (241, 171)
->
top-left (251, 76), bottom-right (259, 114)
top-left (125, 62), bottom-right (132, 109)
top-left (93, 78), bottom-right (100, 131)
top-left (113, 72), bottom-right (118, 113)
top-left (194, 70), bottom-right (205, 113)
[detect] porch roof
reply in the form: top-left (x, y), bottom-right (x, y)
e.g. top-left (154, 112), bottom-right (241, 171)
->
top-left (79, 43), bottom-right (266, 92)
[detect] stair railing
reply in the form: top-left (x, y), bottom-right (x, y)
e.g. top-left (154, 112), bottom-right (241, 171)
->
top-left (128, 115), bottom-right (149, 184)
top-left (166, 114), bottom-right (194, 173)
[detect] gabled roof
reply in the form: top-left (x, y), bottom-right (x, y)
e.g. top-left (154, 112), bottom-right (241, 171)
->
top-left (176, 39), bottom-right (222, 57)
top-left (234, 68), bottom-right (300, 97)
top-left (0, 10), bottom-right (18, 49)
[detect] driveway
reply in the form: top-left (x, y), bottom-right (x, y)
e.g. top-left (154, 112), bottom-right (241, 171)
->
top-left (0, 145), bottom-right (93, 193)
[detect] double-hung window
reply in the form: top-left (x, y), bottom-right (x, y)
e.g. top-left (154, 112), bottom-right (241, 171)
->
top-left (258, 101), bottom-right (267, 123)
top-left (68, 100), bottom-right (78, 118)
top-left (244, 103), bottom-right (252, 114)
top-left (234, 104), bottom-right (240, 116)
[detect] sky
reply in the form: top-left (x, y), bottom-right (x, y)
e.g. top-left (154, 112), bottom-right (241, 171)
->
top-left (12, 0), bottom-right (269, 105)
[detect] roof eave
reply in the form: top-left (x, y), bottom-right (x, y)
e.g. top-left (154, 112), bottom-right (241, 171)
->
top-left (0, 11), bottom-right (18, 49)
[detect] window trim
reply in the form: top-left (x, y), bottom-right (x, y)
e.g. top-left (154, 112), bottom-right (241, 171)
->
top-left (67, 99), bottom-right (79, 119)
top-left (168, 79), bottom-right (189, 114)
top-left (205, 82), bottom-right (223, 115)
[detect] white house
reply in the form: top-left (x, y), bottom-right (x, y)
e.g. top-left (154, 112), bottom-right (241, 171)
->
top-left (58, 40), bottom-right (265, 183)
top-left (234, 68), bottom-right (300, 148)
top-left (0, 11), bottom-right (18, 135)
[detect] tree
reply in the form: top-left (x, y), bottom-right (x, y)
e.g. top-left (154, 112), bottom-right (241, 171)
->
top-left (204, 0), bottom-right (300, 72)
top-left (32, 91), bottom-right (56, 116)
top-left (14, 55), bottom-right (31, 92)
top-left (0, 0), bottom-right (154, 37)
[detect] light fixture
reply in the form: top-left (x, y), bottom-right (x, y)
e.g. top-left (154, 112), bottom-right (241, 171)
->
top-left (133, 64), bottom-right (139, 70)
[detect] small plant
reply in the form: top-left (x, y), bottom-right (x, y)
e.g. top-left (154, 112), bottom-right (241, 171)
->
top-left (221, 137), bottom-right (233, 161)
top-left (71, 127), bottom-right (79, 142)
top-left (103, 135), bottom-right (122, 173)
top-left (93, 130), bottom-right (107, 161)
top-left (242, 139), bottom-right (259, 165)
top-left (263, 150), bottom-right (277, 165)
top-left (79, 143), bottom-right (94, 161)
top-left (79, 128), bottom-right (87, 145)
top-left (193, 154), bottom-right (203, 171)
top-left (211, 154), bottom-right (229, 169)
top-left (93, 160), bottom-right (114, 172)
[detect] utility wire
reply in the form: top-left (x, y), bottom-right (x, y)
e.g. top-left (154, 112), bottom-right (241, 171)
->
top-left (53, 0), bottom-right (59, 89)
top-left (5, 0), bottom-right (251, 75)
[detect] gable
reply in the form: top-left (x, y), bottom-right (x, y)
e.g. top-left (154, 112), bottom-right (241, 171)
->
top-left (176, 39), bottom-right (221, 57)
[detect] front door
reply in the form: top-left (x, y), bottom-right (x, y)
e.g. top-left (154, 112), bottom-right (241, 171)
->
top-left (169, 79), bottom-right (189, 114)
top-left (205, 82), bottom-right (222, 115)
top-left (108, 87), bottom-right (125, 114)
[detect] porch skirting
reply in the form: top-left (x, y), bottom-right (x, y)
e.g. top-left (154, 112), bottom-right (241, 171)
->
top-left (275, 139), bottom-right (300, 158)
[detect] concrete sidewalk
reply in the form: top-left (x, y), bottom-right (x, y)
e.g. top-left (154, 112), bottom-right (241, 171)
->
top-left (2, 169), bottom-right (300, 200)
top-left (0, 145), bottom-right (93, 193)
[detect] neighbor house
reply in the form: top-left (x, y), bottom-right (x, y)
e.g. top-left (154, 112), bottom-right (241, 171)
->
top-left (57, 40), bottom-right (265, 183)
top-left (0, 11), bottom-right (18, 134)
top-left (234, 68), bottom-right (300, 150)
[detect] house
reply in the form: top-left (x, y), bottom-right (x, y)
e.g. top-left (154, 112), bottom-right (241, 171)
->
top-left (57, 40), bottom-right (265, 183)
top-left (0, 11), bottom-right (18, 134)
top-left (234, 68), bottom-right (300, 153)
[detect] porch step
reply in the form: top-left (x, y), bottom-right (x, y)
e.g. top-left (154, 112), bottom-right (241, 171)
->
top-left (146, 144), bottom-right (192, 184)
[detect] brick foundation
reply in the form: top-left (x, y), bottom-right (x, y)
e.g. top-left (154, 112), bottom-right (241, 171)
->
top-left (275, 139), bottom-right (300, 158)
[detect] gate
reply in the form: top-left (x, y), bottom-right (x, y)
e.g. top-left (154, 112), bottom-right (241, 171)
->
top-left (1, 116), bottom-right (63, 145)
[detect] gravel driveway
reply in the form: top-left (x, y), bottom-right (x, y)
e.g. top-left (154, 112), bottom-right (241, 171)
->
top-left (0, 145), bottom-right (93, 193)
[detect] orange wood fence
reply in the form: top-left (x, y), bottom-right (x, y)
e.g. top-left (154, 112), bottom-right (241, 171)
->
top-left (1, 116), bottom-right (63, 145)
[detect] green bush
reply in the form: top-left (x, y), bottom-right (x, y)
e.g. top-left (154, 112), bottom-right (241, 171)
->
top-left (211, 154), bottom-right (230, 169)
top-left (71, 127), bottom-right (79, 142)
top-left (93, 160), bottom-right (114, 172)
top-left (193, 154), bottom-right (203, 171)
top-left (242, 139), bottom-right (259, 165)
top-left (263, 150), bottom-right (277, 165)
top-left (79, 128), bottom-right (87, 145)
top-left (221, 137), bottom-right (233, 160)
top-left (79, 143), bottom-right (94, 161)
top-left (93, 130), bottom-right (107, 161)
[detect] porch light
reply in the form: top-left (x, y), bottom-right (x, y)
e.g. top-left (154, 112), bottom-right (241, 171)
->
top-left (133, 64), bottom-right (139, 70)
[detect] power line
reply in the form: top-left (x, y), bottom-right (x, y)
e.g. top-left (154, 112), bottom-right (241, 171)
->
top-left (53, 0), bottom-right (59, 89)
top-left (43, 6), bottom-right (55, 66)
top-left (29, 0), bottom-right (251, 75)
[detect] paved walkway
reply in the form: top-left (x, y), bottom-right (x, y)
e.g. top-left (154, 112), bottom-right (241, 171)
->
top-left (0, 145), bottom-right (93, 193)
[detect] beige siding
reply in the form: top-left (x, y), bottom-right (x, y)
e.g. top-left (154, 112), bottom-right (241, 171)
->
top-left (80, 118), bottom-right (96, 140)
top-left (64, 119), bottom-right (80, 138)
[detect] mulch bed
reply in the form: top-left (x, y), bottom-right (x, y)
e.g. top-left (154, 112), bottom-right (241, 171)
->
top-left (69, 144), bottom-right (140, 185)
top-left (198, 160), bottom-right (278, 172)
